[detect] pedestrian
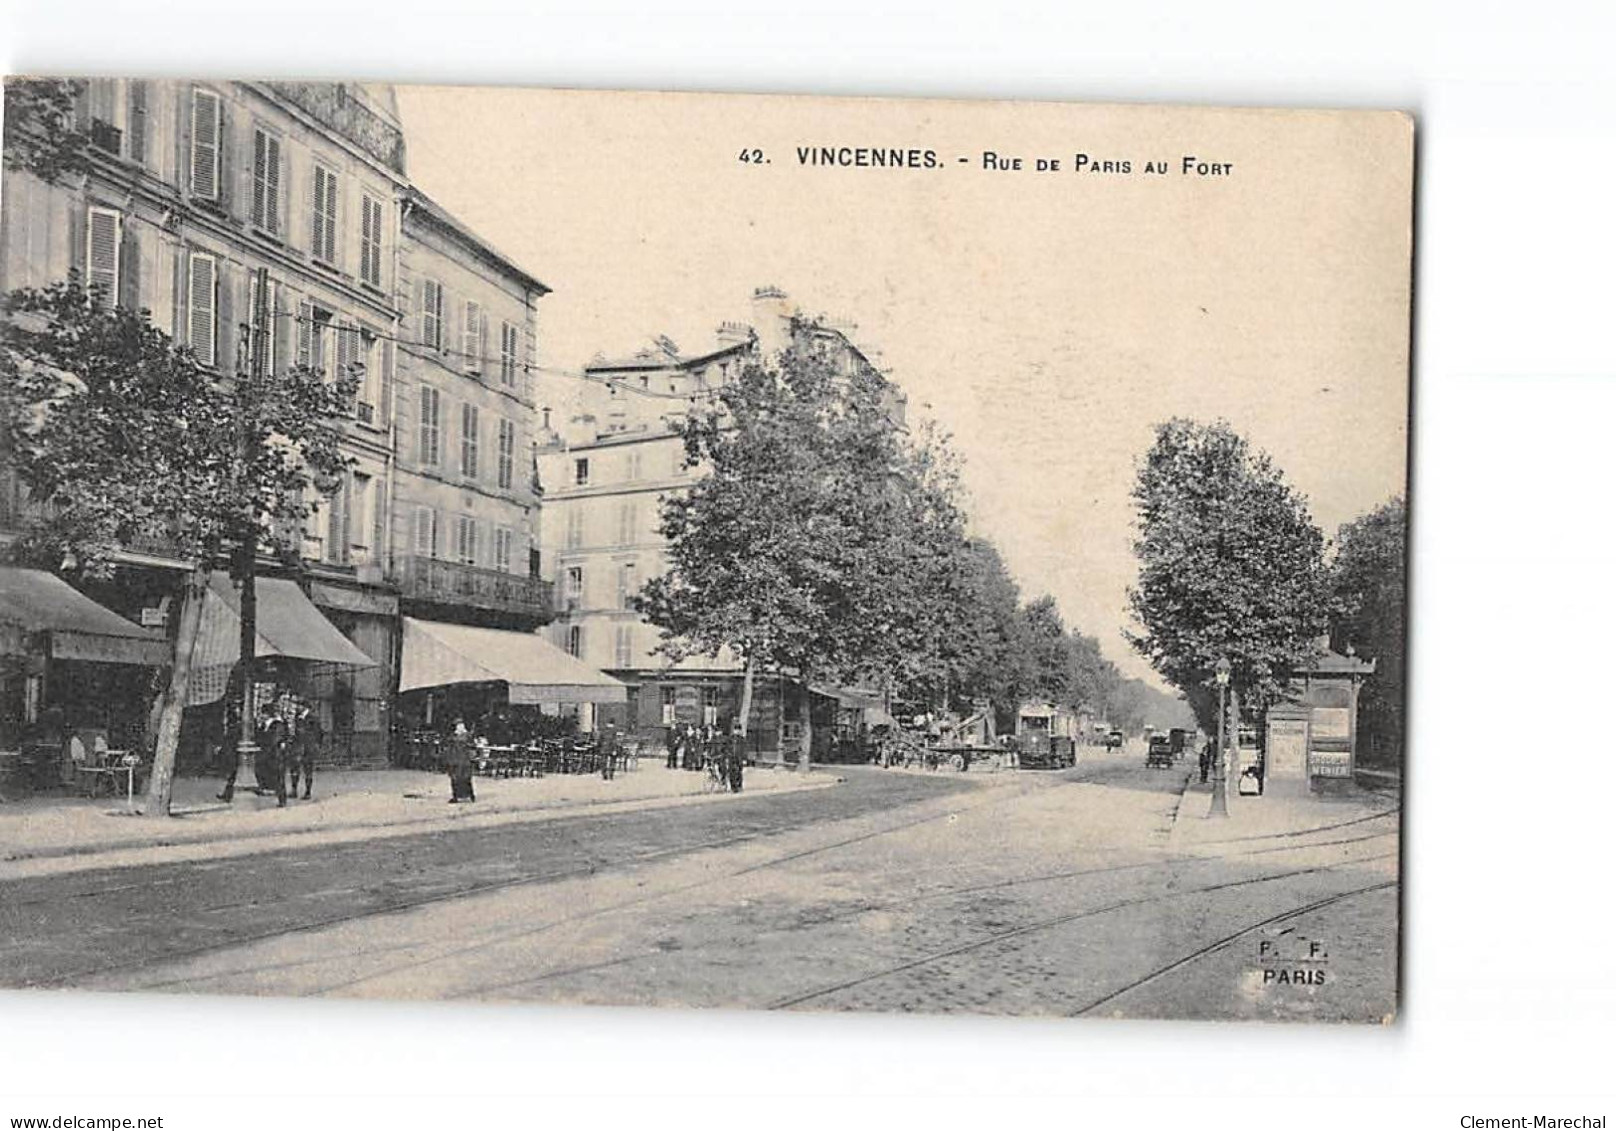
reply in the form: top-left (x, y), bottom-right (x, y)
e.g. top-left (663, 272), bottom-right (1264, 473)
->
top-left (445, 717), bottom-right (476, 803)
top-left (1198, 742), bottom-right (1212, 784)
top-left (682, 723), bottom-right (699, 771)
top-left (257, 694), bottom-right (292, 808)
top-left (666, 723), bottom-right (681, 770)
top-left (726, 721), bottom-right (745, 793)
top-left (600, 722), bottom-right (619, 780)
top-left (287, 697), bottom-right (321, 801)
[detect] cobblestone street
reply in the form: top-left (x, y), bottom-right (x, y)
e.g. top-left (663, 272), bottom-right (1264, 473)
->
top-left (3, 746), bottom-right (1398, 1021)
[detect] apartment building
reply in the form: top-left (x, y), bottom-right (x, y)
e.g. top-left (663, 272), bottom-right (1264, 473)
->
top-left (389, 187), bottom-right (552, 631)
top-left (536, 287), bottom-right (903, 753)
top-left (0, 79), bottom-right (412, 765)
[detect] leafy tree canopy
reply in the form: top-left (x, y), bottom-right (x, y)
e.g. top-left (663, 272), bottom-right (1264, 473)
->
top-left (3, 78), bottom-right (92, 185)
top-left (1127, 418), bottom-right (1333, 728)
top-left (1330, 496), bottom-right (1407, 760)
top-left (2, 277), bottom-right (355, 575)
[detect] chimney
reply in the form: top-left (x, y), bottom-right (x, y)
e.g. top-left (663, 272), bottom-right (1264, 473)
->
top-left (751, 285), bottom-right (791, 358)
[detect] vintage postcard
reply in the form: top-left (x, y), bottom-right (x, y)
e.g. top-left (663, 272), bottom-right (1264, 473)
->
top-left (0, 81), bottom-right (1411, 1023)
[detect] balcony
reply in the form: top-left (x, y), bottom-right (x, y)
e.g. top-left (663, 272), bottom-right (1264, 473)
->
top-left (396, 555), bottom-right (553, 623)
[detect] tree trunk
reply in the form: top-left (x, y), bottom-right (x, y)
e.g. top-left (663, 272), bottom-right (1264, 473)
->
top-left (143, 565), bottom-right (208, 817)
top-left (798, 667), bottom-right (813, 775)
top-left (737, 652), bottom-right (756, 738)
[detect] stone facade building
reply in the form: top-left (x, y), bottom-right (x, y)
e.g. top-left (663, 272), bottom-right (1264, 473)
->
top-left (535, 288), bottom-right (902, 757)
top-left (0, 79), bottom-right (555, 770)
top-left (389, 187), bottom-right (551, 633)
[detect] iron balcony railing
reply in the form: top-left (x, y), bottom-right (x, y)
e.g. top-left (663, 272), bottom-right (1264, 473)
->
top-left (396, 554), bottom-right (553, 619)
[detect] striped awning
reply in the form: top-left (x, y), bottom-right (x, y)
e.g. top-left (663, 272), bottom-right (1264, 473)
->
top-left (399, 617), bottom-right (626, 704)
top-left (185, 573), bottom-right (375, 704)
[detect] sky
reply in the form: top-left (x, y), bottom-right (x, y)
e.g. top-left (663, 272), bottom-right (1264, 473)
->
top-left (394, 86), bottom-right (1413, 686)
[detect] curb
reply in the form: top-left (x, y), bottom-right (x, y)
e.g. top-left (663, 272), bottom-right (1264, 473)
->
top-left (0, 772), bottom-right (843, 879)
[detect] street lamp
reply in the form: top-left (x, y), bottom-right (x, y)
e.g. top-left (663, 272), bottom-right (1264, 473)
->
top-left (1211, 657), bottom-right (1232, 818)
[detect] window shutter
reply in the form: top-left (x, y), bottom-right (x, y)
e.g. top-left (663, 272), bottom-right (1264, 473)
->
top-left (188, 253), bottom-right (217, 366)
top-left (372, 479), bottom-right (387, 562)
top-left (272, 287), bottom-right (290, 374)
top-left (250, 131), bottom-right (266, 229)
top-left (171, 249), bottom-right (186, 342)
top-left (127, 81), bottom-right (148, 165)
top-left (190, 89), bottom-right (221, 200)
top-left (310, 168), bottom-right (324, 260)
top-left (265, 136), bottom-right (281, 233)
top-left (215, 262), bottom-right (236, 375)
top-left (118, 222), bottom-right (140, 313)
top-left (86, 208), bottom-right (120, 305)
top-left (379, 339), bottom-right (394, 427)
top-left (336, 322), bottom-right (358, 381)
top-left (296, 300), bottom-right (314, 371)
top-left (340, 474), bottom-right (353, 563)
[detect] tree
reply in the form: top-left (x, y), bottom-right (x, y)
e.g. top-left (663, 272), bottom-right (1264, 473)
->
top-left (1127, 419), bottom-right (1333, 729)
top-left (635, 320), bottom-right (968, 771)
top-left (2, 277), bottom-right (355, 814)
top-left (1330, 496), bottom-right (1406, 765)
top-left (1018, 596), bottom-right (1073, 707)
top-left (3, 78), bottom-right (92, 185)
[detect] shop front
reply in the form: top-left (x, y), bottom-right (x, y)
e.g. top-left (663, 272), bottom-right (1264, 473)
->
top-left (177, 572), bottom-right (378, 774)
top-left (0, 567), bottom-right (170, 795)
top-left (394, 617), bottom-right (627, 759)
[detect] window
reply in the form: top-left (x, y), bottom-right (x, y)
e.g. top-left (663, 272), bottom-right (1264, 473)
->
top-left (565, 625), bottom-right (583, 659)
top-left (494, 527), bottom-right (514, 572)
top-left (614, 624), bottom-right (633, 668)
top-left (616, 501), bottom-right (637, 545)
top-left (455, 515), bottom-right (478, 565)
top-left (190, 88), bottom-right (222, 200)
top-left (351, 474), bottom-right (372, 559)
top-left (617, 561), bottom-right (637, 609)
top-left (499, 322), bottom-right (519, 386)
top-left (565, 508), bottom-right (583, 550)
top-left (359, 195), bottom-right (384, 287)
top-left (335, 321), bottom-right (360, 385)
top-left (356, 330), bottom-right (380, 420)
top-left (311, 164), bottom-right (339, 264)
top-left (702, 687), bottom-right (719, 727)
top-left (85, 207), bottom-right (120, 307)
top-left (627, 449), bottom-right (643, 482)
top-left (462, 300), bottom-right (486, 372)
top-left (325, 474), bottom-right (350, 565)
top-left (421, 279), bottom-right (444, 348)
top-left (413, 506), bottom-right (438, 556)
top-left (126, 81), bottom-right (148, 166)
top-left (565, 565), bottom-right (584, 610)
top-left (493, 419), bottom-right (515, 490)
top-left (186, 252), bottom-right (217, 367)
top-left (418, 387), bottom-right (441, 466)
top-left (460, 403), bottom-right (480, 479)
top-left (297, 303), bottom-right (332, 378)
top-left (660, 686), bottom-right (677, 725)
top-left (573, 458), bottom-right (589, 486)
top-left (251, 128), bottom-right (282, 234)
top-left (247, 274), bottom-right (278, 373)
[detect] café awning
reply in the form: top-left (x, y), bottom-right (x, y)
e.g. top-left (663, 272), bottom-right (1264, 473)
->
top-left (399, 617), bottom-right (627, 704)
top-left (184, 573), bottom-right (376, 705)
top-left (809, 683), bottom-right (886, 711)
top-left (0, 566), bottom-right (169, 665)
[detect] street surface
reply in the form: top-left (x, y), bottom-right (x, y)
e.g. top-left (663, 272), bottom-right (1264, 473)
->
top-left (0, 747), bottom-right (1398, 1021)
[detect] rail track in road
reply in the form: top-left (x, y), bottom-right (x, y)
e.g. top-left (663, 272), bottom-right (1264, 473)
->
top-left (766, 846), bottom-right (1397, 1010)
top-left (4, 763), bottom-right (1399, 1014)
top-left (0, 770), bottom-right (1008, 989)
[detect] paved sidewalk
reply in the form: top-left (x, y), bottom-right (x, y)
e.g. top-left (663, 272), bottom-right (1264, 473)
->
top-left (1167, 772), bottom-right (1401, 855)
top-left (0, 763), bottom-right (833, 877)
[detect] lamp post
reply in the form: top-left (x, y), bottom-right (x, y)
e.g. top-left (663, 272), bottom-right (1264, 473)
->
top-left (228, 269), bottom-right (271, 802)
top-left (1211, 657), bottom-right (1232, 818)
